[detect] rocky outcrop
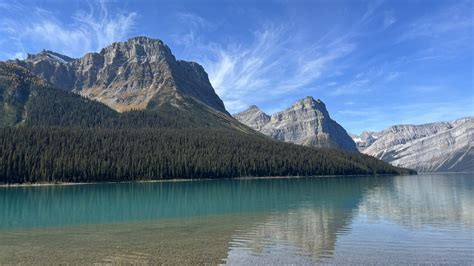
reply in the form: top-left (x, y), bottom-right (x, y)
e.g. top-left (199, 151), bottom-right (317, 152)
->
top-left (0, 61), bottom-right (253, 132)
top-left (352, 118), bottom-right (474, 172)
top-left (234, 97), bottom-right (358, 151)
top-left (233, 105), bottom-right (271, 131)
top-left (14, 36), bottom-right (227, 113)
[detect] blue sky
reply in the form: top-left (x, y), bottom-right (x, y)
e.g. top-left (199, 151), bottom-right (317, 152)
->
top-left (0, 0), bottom-right (472, 134)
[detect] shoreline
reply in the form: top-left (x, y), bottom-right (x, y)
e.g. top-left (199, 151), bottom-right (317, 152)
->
top-left (0, 178), bottom-right (209, 188)
top-left (0, 173), bottom-right (420, 188)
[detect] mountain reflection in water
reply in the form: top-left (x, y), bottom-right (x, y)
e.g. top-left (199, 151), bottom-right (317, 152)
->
top-left (0, 174), bottom-right (472, 264)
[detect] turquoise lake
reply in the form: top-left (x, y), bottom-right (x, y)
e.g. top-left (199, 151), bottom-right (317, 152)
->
top-left (0, 173), bottom-right (473, 264)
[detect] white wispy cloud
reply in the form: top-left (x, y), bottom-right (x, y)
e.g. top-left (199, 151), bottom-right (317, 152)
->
top-left (176, 19), bottom-right (356, 113)
top-left (0, 0), bottom-right (137, 59)
top-left (171, 0), bottom-right (410, 113)
top-left (210, 29), bottom-right (355, 112)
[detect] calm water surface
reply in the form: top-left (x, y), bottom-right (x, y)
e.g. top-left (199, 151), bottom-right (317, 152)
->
top-left (0, 173), bottom-right (473, 264)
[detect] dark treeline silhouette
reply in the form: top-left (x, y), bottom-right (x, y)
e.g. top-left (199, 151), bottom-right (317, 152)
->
top-left (0, 127), bottom-right (413, 184)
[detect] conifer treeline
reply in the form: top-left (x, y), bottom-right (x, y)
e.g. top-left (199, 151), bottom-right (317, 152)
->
top-left (0, 63), bottom-right (415, 184)
top-left (1, 61), bottom-right (242, 130)
top-left (25, 84), bottom-right (245, 130)
top-left (0, 127), bottom-right (413, 184)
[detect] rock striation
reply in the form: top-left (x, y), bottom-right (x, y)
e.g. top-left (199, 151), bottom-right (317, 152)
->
top-left (234, 97), bottom-right (358, 151)
top-left (351, 118), bottom-right (474, 172)
top-left (14, 36), bottom-right (227, 113)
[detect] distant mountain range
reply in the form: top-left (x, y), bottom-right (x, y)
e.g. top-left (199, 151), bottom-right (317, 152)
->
top-left (234, 97), bottom-right (357, 151)
top-left (350, 118), bottom-right (473, 172)
top-left (234, 99), bottom-right (472, 173)
top-left (0, 36), bottom-right (411, 184)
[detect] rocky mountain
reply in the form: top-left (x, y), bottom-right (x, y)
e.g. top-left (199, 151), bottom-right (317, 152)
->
top-left (0, 37), bottom-right (415, 183)
top-left (234, 97), bottom-right (358, 151)
top-left (0, 62), bottom-right (248, 131)
top-left (351, 118), bottom-right (474, 172)
top-left (233, 105), bottom-right (271, 131)
top-left (14, 36), bottom-right (227, 113)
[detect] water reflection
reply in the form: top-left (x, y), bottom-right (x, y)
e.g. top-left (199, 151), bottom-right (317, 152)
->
top-left (0, 176), bottom-right (382, 229)
top-left (357, 173), bottom-right (474, 227)
top-left (0, 174), bottom-right (472, 264)
top-left (225, 207), bottom-right (349, 264)
top-left (223, 178), bottom-right (376, 264)
top-left (224, 173), bottom-right (474, 264)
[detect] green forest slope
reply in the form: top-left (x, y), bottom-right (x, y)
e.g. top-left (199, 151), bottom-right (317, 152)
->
top-left (0, 62), bottom-right (415, 184)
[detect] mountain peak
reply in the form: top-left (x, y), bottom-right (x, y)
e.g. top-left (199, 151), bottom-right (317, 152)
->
top-left (248, 105), bottom-right (260, 111)
top-left (126, 36), bottom-right (164, 44)
top-left (99, 36), bottom-right (175, 63)
top-left (235, 97), bottom-right (357, 151)
top-left (16, 36), bottom-right (227, 114)
top-left (298, 96), bottom-right (323, 103)
top-left (25, 50), bottom-right (75, 64)
top-left (234, 105), bottom-right (270, 131)
top-left (295, 96), bottom-right (325, 106)
top-left (290, 96), bottom-right (329, 117)
top-left (102, 36), bottom-right (167, 49)
top-left (234, 105), bottom-right (264, 116)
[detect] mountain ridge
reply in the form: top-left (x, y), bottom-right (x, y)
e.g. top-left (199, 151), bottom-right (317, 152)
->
top-left (0, 37), bottom-right (415, 183)
top-left (234, 96), bottom-right (358, 151)
top-left (351, 118), bottom-right (474, 172)
top-left (14, 36), bottom-right (227, 114)
top-left (0, 61), bottom-right (250, 131)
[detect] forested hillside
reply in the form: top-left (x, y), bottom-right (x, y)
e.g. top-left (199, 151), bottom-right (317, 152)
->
top-left (0, 127), bottom-right (414, 184)
top-left (0, 62), bottom-right (415, 184)
top-left (0, 62), bottom-right (249, 130)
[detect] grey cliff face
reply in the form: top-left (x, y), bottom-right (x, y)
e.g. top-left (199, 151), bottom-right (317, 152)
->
top-left (234, 97), bottom-right (358, 151)
top-left (21, 50), bottom-right (77, 91)
top-left (233, 105), bottom-right (271, 131)
top-left (351, 117), bottom-right (474, 172)
top-left (14, 36), bottom-right (227, 113)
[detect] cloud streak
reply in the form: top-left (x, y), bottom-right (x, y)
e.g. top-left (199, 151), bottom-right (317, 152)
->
top-left (0, 0), bottom-right (137, 59)
top-left (177, 22), bottom-right (355, 113)
top-left (172, 1), bottom-right (408, 114)
top-left (0, 0), bottom-right (470, 133)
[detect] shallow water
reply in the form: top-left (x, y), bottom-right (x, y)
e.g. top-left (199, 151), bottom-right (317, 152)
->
top-left (0, 173), bottom-right (473, 264)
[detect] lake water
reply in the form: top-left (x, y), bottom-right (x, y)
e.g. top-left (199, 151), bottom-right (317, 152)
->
top-left (0, 173), bottom-right (472, 264)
